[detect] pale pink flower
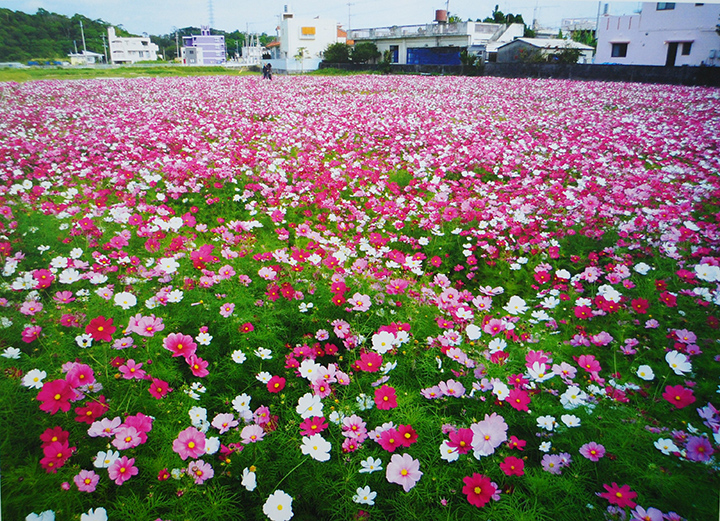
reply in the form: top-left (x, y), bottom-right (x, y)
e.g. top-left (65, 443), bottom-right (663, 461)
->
top-left (385, 453), bottom-right (422, 492)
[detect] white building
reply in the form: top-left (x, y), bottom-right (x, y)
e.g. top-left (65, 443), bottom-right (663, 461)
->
top-left (349, 15), bottom-right (525, 65)
top-left (108, 27), bottom-right (159, 64)
top-left (67, 50), bottom-right (104, 66)
top-left (182, 27), bottom-right (226, 66)
top-left (497, 38), bottom-right (595, 64)
top-left (595, 2), bottom-right (720, 66)
top-left (270, 8), bottom-right (342, 71)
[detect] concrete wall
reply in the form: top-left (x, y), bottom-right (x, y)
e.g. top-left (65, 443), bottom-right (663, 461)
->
top-left (595, 3), bottom-right (720, 66)
top-left (319, 61), bottom-right (720, 86)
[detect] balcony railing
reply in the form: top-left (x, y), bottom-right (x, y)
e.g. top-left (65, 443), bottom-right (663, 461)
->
top-left (349, 22), bottom-right (469, 40)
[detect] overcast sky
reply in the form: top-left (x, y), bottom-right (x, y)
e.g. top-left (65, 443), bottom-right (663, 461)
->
top-left (3, 0), bottom-right (662, 36)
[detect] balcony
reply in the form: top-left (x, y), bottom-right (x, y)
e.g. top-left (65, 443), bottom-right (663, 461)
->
top-left (349, 22), bottom-right (469, 41)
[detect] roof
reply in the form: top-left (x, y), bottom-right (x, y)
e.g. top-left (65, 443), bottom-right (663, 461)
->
top-left (498, 38), bottom-right (594, 51)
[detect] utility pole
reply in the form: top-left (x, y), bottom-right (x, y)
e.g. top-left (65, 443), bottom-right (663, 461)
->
top-left (101, 33), bottom-right (108, 63)
top-left (80, 20), bottom-right (87, 53)
top-left (347, 2), bottom-right (354, 32)
top-left (176, 31), bottom-right (180, 61)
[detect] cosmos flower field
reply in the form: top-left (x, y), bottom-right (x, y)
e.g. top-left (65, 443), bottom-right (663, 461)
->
top-left (1, 74), bottom-right (719, 521)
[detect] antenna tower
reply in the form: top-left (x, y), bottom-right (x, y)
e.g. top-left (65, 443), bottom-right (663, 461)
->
top-left (208, 0), bottom-right (215, 29)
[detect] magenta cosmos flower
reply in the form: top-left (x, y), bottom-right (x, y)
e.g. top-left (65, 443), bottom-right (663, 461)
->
top-left (374, 385), bottom-right (398, 410)
top-left (85, 316), bottom-right (116, 342)
top-left (36, 379), bottom-right (74, 414)
top-left (462, 473), bottom-right (498, 507)
top-left (108, 456), bottom-right (138, 485)
top-left (385, 453), bottom-right (422, 492)
top-left (599, 482), bottom-right (638, 509)
top-left (172, 426), bottom-right (206, 460)
top-left (579, 441), bottom-right (606, 462)
top-left (163, 332), bottom-right (197, 359)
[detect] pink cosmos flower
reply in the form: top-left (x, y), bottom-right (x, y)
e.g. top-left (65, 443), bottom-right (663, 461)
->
top-left (438, 379), bottom-right (465, 397)
top-left (220, 302), bottom-right (235, 317)
top-left (37, 379), bottom-right (75, 414)
top-left (448, 428), bottom-right (473, 454)
top-left (65, 363), bottom-right (95, 388)
top-left (119, 359), bottom-right (146, 380)
top-left (579, 441), bottom-right (606, 461)
top-left (350, 292), bottom-right (371, 312)
top-left (73, 469), bottom-right (99, 492)
top-left (630, 506), bottom-right (664, 521)
top-left (133, 314), bottom-right (165, 337)
top-left (357, 352), bottom-right (383, 372)
top-left (188, 459), bottom-right (215, 484)
top-left (172, 426), bottom-right (206, 460)
top-left (685, 436), bottom-right (713, 462)
top-left (386, 453), bottom-right (422, 492)
top-left (240, 424), bottom-right (265, 444)
top-left (22, 325), bottom-right (42, 343)
top-left (187, 354), bottom-right (210, 377)
top-left (576, 354), bottom-right (601, 373)
top-left (163, 332), bottom-right (197, 359)
top-left (378, 428), bottom-right (402, 452)
top-left (212, 413), bottom-right (238, 434)
top-left (112, 426), bottom-right (142, 450)
top-left (148, 378), bottom-right (171, 399)
top-left (471, 413), bottom-right (508, 456)
top-left (124, 412), bottom-right (153, 444)
top-left (108, 456), bottom-right (138, 485)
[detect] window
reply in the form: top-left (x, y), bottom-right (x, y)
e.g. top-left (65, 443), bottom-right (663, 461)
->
top-left (611, 43), bottom-right (628, 58)
top-left (682, 42), bottom-right (692, 55)
top-left (656, 2), bottom-right (675, 10)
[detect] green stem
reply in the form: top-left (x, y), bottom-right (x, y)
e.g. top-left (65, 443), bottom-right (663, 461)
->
top-left (273, 458), bottom-right (307, 491)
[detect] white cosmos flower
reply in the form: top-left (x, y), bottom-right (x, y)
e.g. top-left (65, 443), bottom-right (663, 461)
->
top-left (665, 351), bottom-right (691, 376)
top-left (359, 456), bottom-right (383, 473)
top-left (296, 392), bottom-right (323, 419)
top-left (503, 295), bottom-right (528, 315)
top-left (636, 365), bottom-right (655, 381)
top-left (22, 368), bottom-right (47, 389)
top-left (352, 486), bottom-right (377, 505)
top-left (560, 414), bottom-right (581, 427)
top-left (241, 467), bottom-right (257, 491)
top-left (231, 350), bottom-right (247, 364)
top-left (114, 291), bottom-right (137, 309)
top-left (263, 490), bottom-right (293, 521)
top-left (301, 434), bottom-right (331, 462)
top-left (654, 438), bottom-right (679, 455)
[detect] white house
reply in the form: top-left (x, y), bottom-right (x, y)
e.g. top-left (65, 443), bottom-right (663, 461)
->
top-left (595, 2), bottom-right (720, 66)
top-left (269, 8), bottom-right (343, 71)
top-left (348, 13), bottom-right (525, 65)
top-left (67, 50), bottom-right (104, 66)
top-left (497, 38), bottom-right (595, 64)
top-left (182, 27), bottom-right (226, 66)
top-left (108, 27), bottom-right (159, 64)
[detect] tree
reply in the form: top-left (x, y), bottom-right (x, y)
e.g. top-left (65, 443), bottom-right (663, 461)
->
top-left (294, 46), bottom-right (308, 72)
top-left (351, 42), bottom-right (380, 64)
top-left (482, 5), bottom-right (524, 25)
top-left (555, 45), bottom-right (583, 64)
top-left (323, 42), bottom-right (350, 63)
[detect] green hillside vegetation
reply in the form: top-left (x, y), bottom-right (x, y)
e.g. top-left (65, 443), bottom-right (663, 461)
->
top-left (0, 8), bottom-right (276, 63)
